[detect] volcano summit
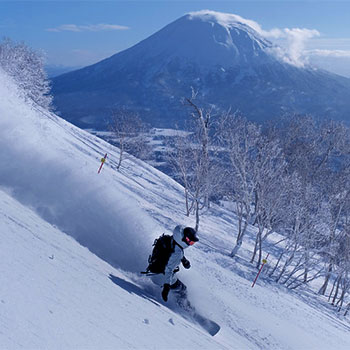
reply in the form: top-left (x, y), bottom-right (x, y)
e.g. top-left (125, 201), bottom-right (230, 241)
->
top-left (51, 11), bottom-right (350, 128)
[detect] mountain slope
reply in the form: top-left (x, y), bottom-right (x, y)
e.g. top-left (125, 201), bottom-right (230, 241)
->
top-left (51, 10), bottom-right (350, 129)
top-left (0, 189), bottom-right (229, 349)
top-left (2, 68), bottom-right (350, 349)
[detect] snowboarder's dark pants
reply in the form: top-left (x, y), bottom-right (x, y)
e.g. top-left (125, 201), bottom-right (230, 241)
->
top-left (171, 279), bottom-right (192, 310)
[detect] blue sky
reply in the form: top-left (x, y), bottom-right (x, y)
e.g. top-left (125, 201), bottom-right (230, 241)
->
top-left (1, 0), bottom-right (350, 76)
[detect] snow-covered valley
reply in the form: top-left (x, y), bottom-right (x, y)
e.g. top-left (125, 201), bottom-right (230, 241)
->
top-left (1, 68), bottom-right (350, 349)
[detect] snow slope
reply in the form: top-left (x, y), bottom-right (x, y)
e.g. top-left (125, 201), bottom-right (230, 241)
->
top-left (1, 68), bottom-right (350, 349)
top-left (0, 189), bottom-right (228, 349)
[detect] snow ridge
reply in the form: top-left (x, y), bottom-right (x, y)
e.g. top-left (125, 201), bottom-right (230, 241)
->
top-left (188, 10), bottom-right (266, 36)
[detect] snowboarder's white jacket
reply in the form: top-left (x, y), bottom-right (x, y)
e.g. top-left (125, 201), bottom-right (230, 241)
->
top-left (164, 225), bottom-right (189, 285)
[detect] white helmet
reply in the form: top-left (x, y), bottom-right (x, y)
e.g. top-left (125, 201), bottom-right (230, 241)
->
top-left (173, 225), bottom-right (199, 249)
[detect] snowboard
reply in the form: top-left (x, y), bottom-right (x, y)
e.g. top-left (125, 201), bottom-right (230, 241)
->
top-left (109, 274), bottom-right (220, 336)
top-left (174, 296), bottom-right (221, 336)
top-left (191, 311), bottom-right (220, 336)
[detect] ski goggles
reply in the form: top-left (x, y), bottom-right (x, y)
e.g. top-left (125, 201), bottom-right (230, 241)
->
top-left (185, 236), bottom-right (196, 246)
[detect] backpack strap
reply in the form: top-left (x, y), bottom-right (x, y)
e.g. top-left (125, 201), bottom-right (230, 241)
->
top-left (173, 238), bottom-right (183, 251)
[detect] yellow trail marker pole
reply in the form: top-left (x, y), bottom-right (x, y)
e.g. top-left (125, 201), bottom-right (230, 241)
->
top-left (252, 253), bottom-right (269, 288)
top-left (98, 153), bottom-right (108, 174)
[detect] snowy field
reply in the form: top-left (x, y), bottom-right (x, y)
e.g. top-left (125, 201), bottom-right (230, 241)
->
top-left (1, 68), bottom-right (350, 349)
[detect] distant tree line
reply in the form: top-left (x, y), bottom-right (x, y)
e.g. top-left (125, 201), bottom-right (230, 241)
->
top-left (0, 38), bottom-right (52, 109)
top-left (167, 96), bottom-right (350, 315)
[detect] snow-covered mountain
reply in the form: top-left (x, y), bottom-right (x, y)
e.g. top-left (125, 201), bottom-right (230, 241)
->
top-left (51, 10), bottom-right (350, 129)
top-left (2, 68), bottom-right (350, 349)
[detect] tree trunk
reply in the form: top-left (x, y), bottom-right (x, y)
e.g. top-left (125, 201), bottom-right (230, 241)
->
top-left (275, 245), bottom-right (297, 283)
top-left (230, 213), bottom-right (249, 258)
top-left (332, 276), bottom-right (341, 305)
top-left (303, 251), bottom-right (309, 283)
top-left (116, 146), bottom-right (124, 170)
top-left (250, 233), bottom-right (259, 263)
top-left (328, 277), bottom-right (337, 302)
top-left (195, 200), bottom-right (200, 231)
top-left (269, 251), bottom-right (284, 278)
top-left (185, 188), bottom-right (190, 217)
top-left (256, 232), bottom-right (263, 269)
top-left (336, 288), bottom-right (346, 311)
top-left (318, 262), bottom-right (332, 295)
top-left (230, 239), bottom-right (243, 258)
top-left (344, 303), bottom-right (350, 317)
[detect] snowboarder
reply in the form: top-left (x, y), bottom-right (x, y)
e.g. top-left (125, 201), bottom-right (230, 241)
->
top-left (145, 225), bottom-right (199, 303)
top-left (142, 226), bottom-right (220, 336)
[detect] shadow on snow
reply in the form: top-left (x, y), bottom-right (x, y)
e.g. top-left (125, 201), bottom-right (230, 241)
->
top-left (108, 274), bottom-right (160, 307)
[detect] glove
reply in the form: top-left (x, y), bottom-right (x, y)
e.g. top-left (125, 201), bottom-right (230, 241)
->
top-left (162, 284), bottom-right (171, 302)
top-left (181, 257), bottom-right (191, 269)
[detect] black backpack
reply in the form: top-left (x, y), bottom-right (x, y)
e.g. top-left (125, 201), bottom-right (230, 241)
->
top-left (144, 234), bottom-right (175, 274)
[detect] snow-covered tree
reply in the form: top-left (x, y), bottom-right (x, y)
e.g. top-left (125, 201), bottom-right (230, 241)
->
top-left (268, 180), bottom-right (329, 288)
top-left (265, 117), bottom-right (350, 290)
top-left (326, 224), bottom-right (350, 313)
top-left (166, 130), bottom-right (196, 217)
top-left (166, 93), bottom-right (222, 230)
top-left (109, 108), bottom-right (150, 170)
top-left (0, 38), bottom-right (52, 109)
top-left (318, 176), bottom-right (350, 296)
top-left (249, 135), bottom-right (288, 268)
top-left (216, 113), bottom-right (261, 257)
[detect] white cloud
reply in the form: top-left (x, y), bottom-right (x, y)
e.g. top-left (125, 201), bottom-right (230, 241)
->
top-left (251, 24), bottom-right (320, 67)
top-left (189, 10), bottom-right (282, 39)
top-left (252, 25), bottom-right (321, 67)
top-left (189, 10), bottom-right (321, 68)
top-left (47, 23), bottom-right (129, 32)
top-left (279, 28), bottom-right (320, 67)
top-left (252, 26), bottom-right (321, 67)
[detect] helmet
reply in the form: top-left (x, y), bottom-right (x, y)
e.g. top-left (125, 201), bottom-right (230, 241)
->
top-left (173, 225), bottom-right (199, 249)
top-left (183, 227), bottom-right (199, 245)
